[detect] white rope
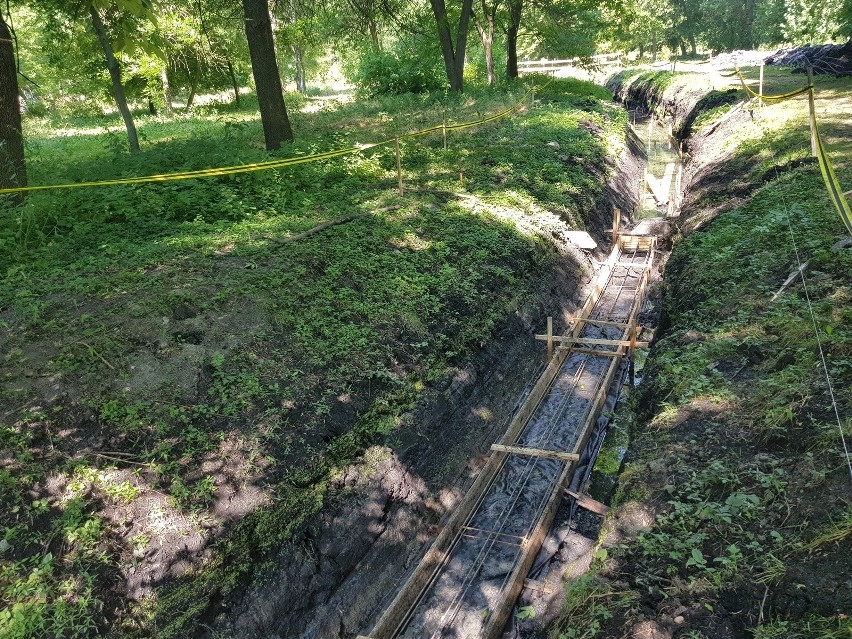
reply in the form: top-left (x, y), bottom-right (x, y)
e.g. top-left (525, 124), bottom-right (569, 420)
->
top-left (779, 197), bottom-right (852, 482)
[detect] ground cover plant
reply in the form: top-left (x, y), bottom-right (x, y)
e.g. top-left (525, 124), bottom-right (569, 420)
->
top-left (0, 78), bottom-right (628, 637)
top-left (550, 67), bottom-right (852, 639)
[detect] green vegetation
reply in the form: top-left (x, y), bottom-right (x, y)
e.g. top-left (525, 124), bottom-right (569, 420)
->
top-left (550, 68), bottom-right (852, 639)
top-left (1, 78), bottom-right (626, 637)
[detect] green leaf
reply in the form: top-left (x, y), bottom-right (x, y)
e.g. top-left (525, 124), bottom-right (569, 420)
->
top-left (686, 547), bottom-right (706, 568)
top-left (516, 605), bottom-right (536, 620)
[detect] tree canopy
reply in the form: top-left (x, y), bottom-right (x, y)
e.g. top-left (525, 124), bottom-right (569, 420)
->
top-left (0, 0), bottom-right (849, 164)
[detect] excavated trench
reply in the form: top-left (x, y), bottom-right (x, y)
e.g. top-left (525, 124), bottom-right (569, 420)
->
top-left (222, 93), bottom-right (670, 639)
top-left (387, 246), bottom-right (654, 639)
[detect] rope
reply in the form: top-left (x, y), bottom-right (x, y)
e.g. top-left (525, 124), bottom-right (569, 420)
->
top-left (777, 190), bottom-right (852, 483)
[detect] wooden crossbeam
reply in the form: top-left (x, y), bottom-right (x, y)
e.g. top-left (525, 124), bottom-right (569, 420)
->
top-left (562, 347), bottom-right (624, 358)
top-left (534, 335), bottom-right (650, 348)
top-left (567, 316), bottom-right (651, 330)
top-left (490, 444), bottom-right (580, 462)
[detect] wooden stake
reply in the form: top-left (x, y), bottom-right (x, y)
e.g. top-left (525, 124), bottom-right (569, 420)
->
top-left (546, 316), bottom-right (553, 362)
top-left (460, 170), bottom-right (464, 186)
top-left (759, 62), bottom-right (764, 106)
top-left (612, 207), bottom-right (621, 247)
top-left (807, 66), bottom-right (817, 158)
top-left (647, 118), bottom-right (653, 158)
top-left (629, 321), bottom-right (638, 386)
top-left (395, 137), bottom-right (403, 195)
top-left (442, 121), bottom-right (447, 150)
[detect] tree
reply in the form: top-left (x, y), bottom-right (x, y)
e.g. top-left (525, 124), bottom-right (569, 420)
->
top-left (89, 4), bottom-right (140, 153)
top-left (430, 0), bottom-right (474, 92)
top-left (670, 0), bottom-right (702, 55)
top-left (505, 0), bottom-right (521, 79)
top-left (525, 0), bottom-right (604, 60)
top-left (781, 0), bottom-right (842, 44)
top-left (840, 0), bottom-right (852, 39)
top-left (242, 0), bottom-right (293, 149)
top-left (0, 12), bottom-right (26, 194)
top-left (27, 0), bottom-right (157, 153)
top-left (472, 0), bottom-right (499, 86)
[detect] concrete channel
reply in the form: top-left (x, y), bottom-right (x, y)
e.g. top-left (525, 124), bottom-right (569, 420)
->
top-left (358, 233), bottom-right (657, 639)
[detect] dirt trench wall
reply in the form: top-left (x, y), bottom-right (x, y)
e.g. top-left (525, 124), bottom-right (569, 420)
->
top-left (607, 71), bottom-right (738, 140)
top-left (222, 257), bottom-right (586, 639)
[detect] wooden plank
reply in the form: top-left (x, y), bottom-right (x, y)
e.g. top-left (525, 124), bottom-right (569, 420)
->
top-left (560, 347), bottom-right (624, 358)
top-left (491, 444), bottom-right (580, 462)
top-left (564, 230), bottom-right (597, 250)
top-left (660, 162), bottom-right (675, 200)
top-left (483, 317), bottom-right (627, 639)
top-left (567, 316), bottom-right (650, 330)
top-left (481, 454), bottom-right (574, 638)
top-left (482, 248), bottom-right (646, 638)
top-left (566, 490), bottom-right (611, 516)
top-left (484, 242), bottom-right (656, 637)
top-left (645, 172), bottom-right (667, 205)
top-left (534, 336), bottom-right (650, 348)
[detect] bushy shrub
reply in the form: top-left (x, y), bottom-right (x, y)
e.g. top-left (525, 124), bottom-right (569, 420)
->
top-left (352, 45), bottom-right (444, 97)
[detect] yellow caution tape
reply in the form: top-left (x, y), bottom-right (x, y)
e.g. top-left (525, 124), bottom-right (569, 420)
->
top-left (733, 69), bottom-right (811, 103)
top-left (813, 112), bottom-right (852, 235)
top-left (0, 82), bottom-right (545, 196)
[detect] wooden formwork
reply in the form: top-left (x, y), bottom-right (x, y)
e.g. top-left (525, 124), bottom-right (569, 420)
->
top-left (361, 236), bottom-right (655, 639)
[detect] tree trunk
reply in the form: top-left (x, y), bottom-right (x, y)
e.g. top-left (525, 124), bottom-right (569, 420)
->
top-left (292, 45), bottom-right (306, 93)
top-left (89, 5), bottom-right (139, 154)
top-left (186, 60), bottom-right (199, 108)
top-left (226, 58), bottom-right (241, 104)
top-left (744, 0), bottom-right (756, 48)
top-left (430, 0), bottom-right (474, 92)
top-left (689, 34), bottom-right (697, 55)
top-left (368, 18), bottom-right (379, 49)
top-left (651, 25), bottom-right (657, 62)
top-left (0, 14), bottom-right (26, 197)
top-left (473, 0), bottom-right (495, 86)
top-left (161, 64), bottom-right (173, 113)
top-left (506, 0), bottom-right (522, 80)
top-left (148, 98), bottom-right (157, 115)
top-left (242, 0), bottom-right (293, 149)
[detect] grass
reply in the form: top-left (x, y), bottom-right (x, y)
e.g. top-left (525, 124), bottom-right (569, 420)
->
top-left (1, 79), bottom-right (626, 637)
